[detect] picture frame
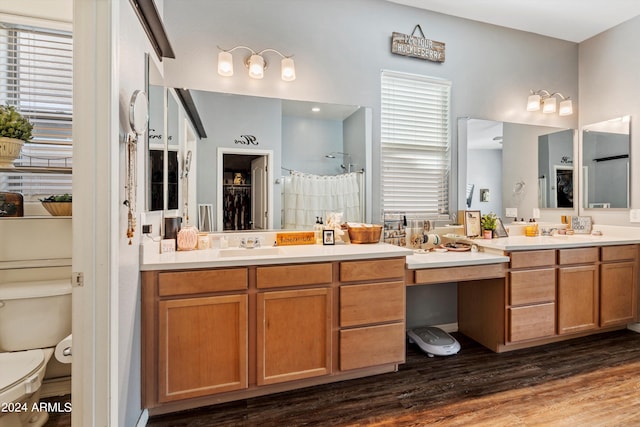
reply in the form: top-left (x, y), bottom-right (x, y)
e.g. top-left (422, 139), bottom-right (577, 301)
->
top-left (494, 217), bottom-right (509, 238)
top-left (463, 210), bottom-right (481, 237)
top-left (322, 229), bottom-right (335, 245)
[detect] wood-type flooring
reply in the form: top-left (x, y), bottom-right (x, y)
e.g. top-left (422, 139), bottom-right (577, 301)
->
top-left (143, 329), bottom-right (640, 427)
top-left (44, 329), bottom-right (640, 426)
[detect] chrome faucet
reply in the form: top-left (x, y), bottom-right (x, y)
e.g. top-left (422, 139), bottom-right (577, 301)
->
top-left (240, 236), bottom-right (261, 249)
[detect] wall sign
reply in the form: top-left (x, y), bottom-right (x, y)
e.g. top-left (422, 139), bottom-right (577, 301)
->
top-left (234, 134), bottom-right (259, 145)
top-left (391, 25), bottom-right (445, 63)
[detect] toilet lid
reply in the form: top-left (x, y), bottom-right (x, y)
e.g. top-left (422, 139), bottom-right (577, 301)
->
top-left (0, 349), bottom-right (45, 391)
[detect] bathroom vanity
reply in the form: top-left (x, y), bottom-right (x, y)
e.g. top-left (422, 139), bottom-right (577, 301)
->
top-left (405, 232), bottom-right (639, 354)
top-left (140, 243), bottom-right (411, 415)
top-left (140, 228), bottom-right (640, 415)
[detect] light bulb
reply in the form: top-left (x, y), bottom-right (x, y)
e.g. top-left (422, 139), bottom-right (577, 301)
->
top-left (217, 51), bottom-right (233, 77)
top-left (248, 54), bottom-right (265, 79)
top-left (542, 97), bottom-right (556, 114)
top-left (559, 99), bottom-right (573, 116)
top-left (281, 57), bottom-right (296, 81)
top-left (526, 94), bottom-right (541, 111)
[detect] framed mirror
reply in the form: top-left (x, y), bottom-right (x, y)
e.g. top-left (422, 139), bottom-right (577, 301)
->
top-left (582, 116), bottom-right (630, 209)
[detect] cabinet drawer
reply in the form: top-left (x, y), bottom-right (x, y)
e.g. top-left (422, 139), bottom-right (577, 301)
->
top-left (340, 323), bottom-right (405, 371)
top-left (158, 268), bottom-right (248, 296)
top-left (340, 281), bottom-right (404, 327)
top-left (558, 247), bottom-right (598, 265)
top-left (340, 258), bottom-right (405, 282)
top-left (509, 269), bottom-right (556, 305)
top-left (508, 303), bottom-right (555, 342)
top-left (510, 250), bottom-right (555, 269)
top-left (601, 245), bottom-right (638, 262)
top-left (256, 263), bottom-right (332, 289)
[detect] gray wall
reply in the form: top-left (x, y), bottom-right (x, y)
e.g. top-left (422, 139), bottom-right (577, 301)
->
top-left (467, 148), bottom-right (503, 215)
top-left (162, 0), bottom-right (579, 228)
top-left (579, 15), bottom-right (640, 225)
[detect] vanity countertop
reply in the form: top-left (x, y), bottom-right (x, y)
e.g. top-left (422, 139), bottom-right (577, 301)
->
top-left (140, 241), bottom-right (413, 271)
top-left (406, 251), bottom-right (510, 269)
top-left (472, 227), bottom-right (640, 251)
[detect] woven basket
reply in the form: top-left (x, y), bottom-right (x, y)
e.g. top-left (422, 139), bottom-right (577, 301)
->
top-left (42, 201), bottom-right (72, 216)
top-left (347, 225), bottom-right (382, 244)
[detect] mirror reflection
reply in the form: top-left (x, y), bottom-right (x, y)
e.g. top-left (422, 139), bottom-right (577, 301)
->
top-left (582, 116), bottom-right (631, 209)
top-left (187, 90), bottom-right (371, 231)
top-left (537, 129), bottom-right (575, 208)
top-left (461, 118), bottom-right (575, 221)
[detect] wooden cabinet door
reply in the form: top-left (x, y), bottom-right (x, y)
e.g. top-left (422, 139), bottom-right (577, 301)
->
top-left (600, 261), bottom-right (637, 327)
top-left (557, 265), bottom-right (599, 335)
top-left (257, 288), bottom-right (331, 386)
top-left (158, 294), bottom-right (247, 402)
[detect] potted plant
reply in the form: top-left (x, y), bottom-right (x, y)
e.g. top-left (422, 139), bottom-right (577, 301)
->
top-left (40, 193), bottom-right (72, 216)
top-left (0, 104), bottom-right (33, 168)
top-left (481, 212), bottom-right (497, 239)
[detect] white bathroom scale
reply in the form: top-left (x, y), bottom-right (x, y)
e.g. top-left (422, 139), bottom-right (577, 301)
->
top-left (407, 326), bottom-right (460, 357)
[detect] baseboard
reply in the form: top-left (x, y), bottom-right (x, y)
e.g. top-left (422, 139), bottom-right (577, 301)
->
top-left (40, 377), bottom-right (71, 398)
top-left (627, 323), bottom-right (640, 333)
top-left (136, 409), bottom-right (149, 427)
top-left (434, 322), bottom-right (459, 333)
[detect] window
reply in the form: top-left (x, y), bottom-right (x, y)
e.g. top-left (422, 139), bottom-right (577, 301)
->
top-left (380, 70), bottom-right (451, 218)
top-left (0, 21), bottom-right (73, 200)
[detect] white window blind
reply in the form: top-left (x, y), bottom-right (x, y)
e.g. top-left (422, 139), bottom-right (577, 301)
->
top-left (0, 22), bottom-right (73, 200)
top-left (381, 71), bottom-right (451, 217)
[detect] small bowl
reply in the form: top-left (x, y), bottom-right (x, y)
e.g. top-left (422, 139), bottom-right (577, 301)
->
top-left (41, 201), bottom-right (72, 216)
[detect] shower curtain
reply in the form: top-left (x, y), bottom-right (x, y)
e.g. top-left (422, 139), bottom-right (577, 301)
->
top-left (283, 171), bottom-right (361, 230)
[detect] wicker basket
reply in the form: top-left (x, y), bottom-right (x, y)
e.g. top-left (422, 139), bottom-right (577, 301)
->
top-left (347, 225), bottom-right (382, 244)
top-left (42, 201), bottom-right (72, 216)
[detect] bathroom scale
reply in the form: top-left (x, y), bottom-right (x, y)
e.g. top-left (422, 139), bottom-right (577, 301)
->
top-left (407, 326), bottom-right (461, 357)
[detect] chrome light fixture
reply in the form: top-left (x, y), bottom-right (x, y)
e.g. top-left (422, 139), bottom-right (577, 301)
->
top-left (217, 45), bottom-right (296, 81)
top-left (526, 89), bottom-right (573, 116)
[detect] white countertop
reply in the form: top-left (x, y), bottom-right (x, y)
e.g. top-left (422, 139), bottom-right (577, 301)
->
top-left (473, 233), bottom-right (640, 251)
top-left (406, 251), bottom-right (510, 269)
top-left (140, 241), bottom-right (413, 271)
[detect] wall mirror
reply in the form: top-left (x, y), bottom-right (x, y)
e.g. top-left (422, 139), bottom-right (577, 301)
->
top-left (582, 116), bottom-right (630, 209)
top-left (189, 89), bottom-right (371, 231)
top-left (459, 118), bottom-right (575, 221)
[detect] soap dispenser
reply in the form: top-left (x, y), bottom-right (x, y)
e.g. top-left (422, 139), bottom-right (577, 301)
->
top-left (314, 217), bottom-right (323, 244)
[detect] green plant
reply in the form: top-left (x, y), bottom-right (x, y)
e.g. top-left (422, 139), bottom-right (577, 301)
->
top-left (481, 212), bottom-right (497, 231)
top-left (0, 104), bottom-right (33, 141)
top-left (40, 193), bottom-right (72, 202)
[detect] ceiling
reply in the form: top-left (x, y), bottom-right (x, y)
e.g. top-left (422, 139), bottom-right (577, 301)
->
top-left (387, 0), bottom-right (640, 42)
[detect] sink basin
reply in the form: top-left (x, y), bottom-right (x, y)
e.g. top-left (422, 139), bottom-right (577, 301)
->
top-left (218, 247), bottom-right (283, 257)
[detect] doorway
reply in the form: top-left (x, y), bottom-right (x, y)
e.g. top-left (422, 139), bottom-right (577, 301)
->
top-left (216, 148), bottom-right (273, 231)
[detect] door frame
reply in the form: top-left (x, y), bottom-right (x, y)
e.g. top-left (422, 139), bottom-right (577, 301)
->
top-left (216, 147), bottom-right (274, 231)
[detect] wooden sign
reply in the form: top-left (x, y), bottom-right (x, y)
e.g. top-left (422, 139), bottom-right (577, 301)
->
top-left (391, 25), bottom-right (445, 63)
top-left (275, 231), bottom-right (315, 246)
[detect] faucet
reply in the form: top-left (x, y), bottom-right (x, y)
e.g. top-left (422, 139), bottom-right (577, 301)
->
top-left (239, 236), bottom-right (261, 249)
top-left (541, 227), bottom-right (557, 236)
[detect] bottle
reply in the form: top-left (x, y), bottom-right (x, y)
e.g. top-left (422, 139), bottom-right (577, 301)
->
top-left (314, 217), bottom-right (323, 244)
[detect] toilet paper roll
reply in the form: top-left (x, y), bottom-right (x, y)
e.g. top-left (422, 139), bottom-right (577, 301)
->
top-left (55, 334), bottom-right (73, 364)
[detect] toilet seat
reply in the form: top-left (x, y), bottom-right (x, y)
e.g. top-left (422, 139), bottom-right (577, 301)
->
top-left (0, 348), bottom-right (52, 405)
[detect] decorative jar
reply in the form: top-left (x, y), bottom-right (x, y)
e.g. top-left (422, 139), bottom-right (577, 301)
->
top-left (177, 225), bottom-right (199, 251)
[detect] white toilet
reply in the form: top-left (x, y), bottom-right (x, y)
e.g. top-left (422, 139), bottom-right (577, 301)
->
top-left (0, 279), bottom-right (72, 427)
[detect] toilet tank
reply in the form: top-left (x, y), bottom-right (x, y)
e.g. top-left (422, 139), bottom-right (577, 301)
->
top-left (0, 279), bottom-right (72, 352)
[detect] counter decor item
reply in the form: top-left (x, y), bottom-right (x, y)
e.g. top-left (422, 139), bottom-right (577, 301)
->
top-left (0, 191), bottom-right (24, 217)
top-left (494, 217), bottom-right (509, 238)
top-left (347, 223), bottom-right (383, 244)
top-left (480, 212), bottom-right (497, 239)
top-left (322, 229), bottom-right (335, 245)
top-left (177, 225), bottom-right (199, 251)
top-left (463, 210), bottom-right (481, 237)
top-left (570, 216), bottom-right (592, 234)
top-left (0, 104), bottom-right (33, 168)
top-left (40, 194), bottom-right (72, 216)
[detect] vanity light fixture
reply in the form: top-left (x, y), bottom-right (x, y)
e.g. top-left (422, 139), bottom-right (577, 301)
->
top-left (526, 89), bottom-right (573, 116)
top-left (217, 46), bottom-right (296, 81)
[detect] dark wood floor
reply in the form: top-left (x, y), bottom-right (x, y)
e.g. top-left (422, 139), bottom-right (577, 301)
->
top-left (142, 329), bottom-right (640, 427)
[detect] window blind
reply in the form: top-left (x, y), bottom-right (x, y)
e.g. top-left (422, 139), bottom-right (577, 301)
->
top-left (380, 71), bottom-right (451, 217)
top-left (0, 22), bottom-right (73, 199)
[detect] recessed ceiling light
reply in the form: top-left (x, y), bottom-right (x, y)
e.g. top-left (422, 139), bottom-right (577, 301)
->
top-left (311, 107), bottom-right (320, 112)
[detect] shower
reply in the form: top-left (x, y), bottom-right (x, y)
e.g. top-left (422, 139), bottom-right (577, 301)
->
top-left (325, 151), bottom-right (354, 173)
